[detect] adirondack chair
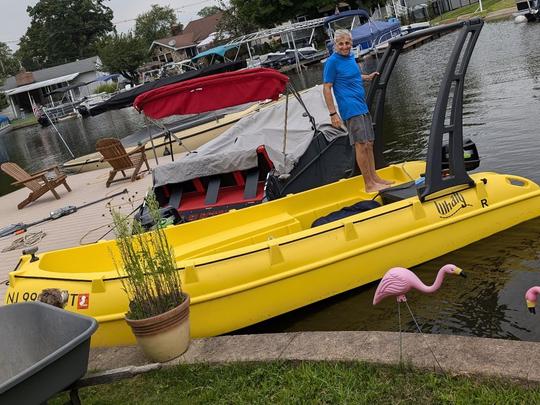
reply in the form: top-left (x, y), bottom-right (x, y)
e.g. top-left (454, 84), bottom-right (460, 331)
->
top-left (1, 162), bottom-right (72, 209)
top-left (96, 138), bottom-right (150, 188)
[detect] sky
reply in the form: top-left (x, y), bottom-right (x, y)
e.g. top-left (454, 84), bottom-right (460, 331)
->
top-left (0, 0), bottom-right (222, 52)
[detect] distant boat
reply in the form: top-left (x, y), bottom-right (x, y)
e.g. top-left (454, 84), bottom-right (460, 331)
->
top-left (61, 102), bottom-right (262, 173)
top-left (133, 70), bottom-right (352, 225)
top-left (400, 21), bottom-right (430, 35)
top-left (324, 9), bottom-right (401, 55)
top-left (260, 47), bottom-right (327, 69)
top-left (0, 115), bottom-right (12, 136)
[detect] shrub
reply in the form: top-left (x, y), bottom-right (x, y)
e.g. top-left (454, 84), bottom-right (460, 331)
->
top-left (111, 192), bottom-right (184, 320)
top-left (94, 83), bottom-right (118, 94)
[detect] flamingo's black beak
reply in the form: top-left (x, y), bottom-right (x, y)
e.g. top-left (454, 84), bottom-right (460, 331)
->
top-left (455, 267), bottom-right (466, 278)
top-left (529, 307), bottom-right (536, 314)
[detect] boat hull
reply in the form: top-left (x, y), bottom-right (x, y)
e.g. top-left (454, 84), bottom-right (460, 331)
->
top-left (61, 104), bottom-right (261, 173)
top-left (5, 162), bottom-right (540, 346)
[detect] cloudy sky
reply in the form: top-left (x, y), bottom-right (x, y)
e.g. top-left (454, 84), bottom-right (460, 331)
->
top-left (0, 0), bottom-right (221, 51)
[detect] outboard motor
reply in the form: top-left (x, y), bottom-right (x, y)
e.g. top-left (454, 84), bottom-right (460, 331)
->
top-left (442, 138), bottom-right (480, 172)
top-left (134, 206), bottom-right (183, 231)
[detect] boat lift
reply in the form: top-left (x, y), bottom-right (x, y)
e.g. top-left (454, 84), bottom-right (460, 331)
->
top-left (198, 18), bottom-right (327, 74)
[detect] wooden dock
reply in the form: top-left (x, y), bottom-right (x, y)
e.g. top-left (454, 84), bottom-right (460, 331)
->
top-left (0, 154), bottom-right (180, 302)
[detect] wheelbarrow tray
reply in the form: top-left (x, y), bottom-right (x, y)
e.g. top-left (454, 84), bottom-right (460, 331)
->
top-left (0, 301), bottom-right (97, 403)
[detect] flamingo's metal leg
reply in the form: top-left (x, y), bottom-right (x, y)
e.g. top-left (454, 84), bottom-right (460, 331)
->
top-left (397, 300), bottom-right (403, 364)
top-left (404, 300), bottom-right (444, 373)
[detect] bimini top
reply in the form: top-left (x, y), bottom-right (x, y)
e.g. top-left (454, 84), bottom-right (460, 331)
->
top-left (323, 9), bottom-right (370, 28)
top-left (89, 60), bottom-right (246, 116)
top-left (134, 68), bottom-right (289, 119)
top-left (191, 44), bottom-right (240, 62)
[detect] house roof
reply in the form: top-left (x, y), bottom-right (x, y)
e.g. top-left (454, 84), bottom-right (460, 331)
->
top-left (5, 73), bottom-right (80, 96)
top-left (184, 12), bottom-right (223, 43)
top-left (0, 56), bottom-right (100, 92)
top-left (150, 12), bottom-right (223, 52)
top-left (151, 32), bottom-right (196, 51)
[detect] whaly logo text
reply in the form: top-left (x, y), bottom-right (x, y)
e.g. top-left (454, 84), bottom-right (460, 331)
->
top-left (434, 192), bottom-right (472, 218)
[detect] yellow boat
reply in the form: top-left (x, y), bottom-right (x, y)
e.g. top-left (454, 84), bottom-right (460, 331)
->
top-left (6, 19), bottom-right (539, 347)
top-left (5, 161), bottom-right (540, 346)
top-left (61, 103), bottom-right (262, 173)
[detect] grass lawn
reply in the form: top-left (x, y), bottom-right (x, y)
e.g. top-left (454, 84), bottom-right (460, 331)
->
top-left (431, 0), bottom-right (516, 23)
top-left (51, 361), bottom-right (540, 404)
top-left (11, 115), bottom-right (38, 129)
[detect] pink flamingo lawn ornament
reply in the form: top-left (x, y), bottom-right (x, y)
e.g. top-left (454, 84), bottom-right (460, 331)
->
top-left (373, 264), bottom-right (466, 305)
top-left (525, 287), bottom-right (540, 314)
top-left (372, 264), bottom-right (466, 365)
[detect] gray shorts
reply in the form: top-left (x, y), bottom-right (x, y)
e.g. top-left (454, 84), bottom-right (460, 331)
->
top-left (345, 113), bottom-right (375, 145)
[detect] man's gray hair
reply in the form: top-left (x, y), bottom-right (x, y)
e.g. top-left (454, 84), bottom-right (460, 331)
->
top-left (334, 29), bottom-right (352, 42)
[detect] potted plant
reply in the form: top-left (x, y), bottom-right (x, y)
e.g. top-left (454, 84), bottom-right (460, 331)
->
top-left (111, 192), bottom-right (189, 362)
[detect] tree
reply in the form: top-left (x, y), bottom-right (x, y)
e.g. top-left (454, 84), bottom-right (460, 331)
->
top-left (197, 6), bottom-right (222, 17)
top-left (0, 42), bottom-right (19, 79)
top-left (217, 1), bottom-right (377, 37)
top-left (135, 5), bottom-right (177, 48)
top-left (97, 33), bottom-right (148, 84)
top-left (16, 0), bottom-right (114, 70)
top-left (218, 0), bottom-right (345, 36)
top-left (217, 0), bottom-right (260, 37)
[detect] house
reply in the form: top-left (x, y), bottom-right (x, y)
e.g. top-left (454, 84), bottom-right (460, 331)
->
top-left (0, 56), bottom-right (111, 119)
top-left (149, 12), bottom-right (223, 64)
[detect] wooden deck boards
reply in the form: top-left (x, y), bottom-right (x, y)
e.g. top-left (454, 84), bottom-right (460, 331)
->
top-left (0, 155), bottom-right (177, 302)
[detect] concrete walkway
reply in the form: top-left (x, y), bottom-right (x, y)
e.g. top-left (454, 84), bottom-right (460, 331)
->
top-left (88, 331), bottom-right (540, 383)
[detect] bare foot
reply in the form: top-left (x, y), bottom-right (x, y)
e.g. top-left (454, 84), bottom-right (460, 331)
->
top-left (375, 177), bottom-right (394, 186)
top-left (365, 182), bottom-right (387, 193)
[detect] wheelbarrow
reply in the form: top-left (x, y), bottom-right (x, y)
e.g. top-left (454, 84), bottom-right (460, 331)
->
top-left (0, 301), bottom-right (97, 404)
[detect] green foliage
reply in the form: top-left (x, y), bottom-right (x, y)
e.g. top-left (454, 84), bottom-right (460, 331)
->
top-left (0, 42), bottom-right (20, 79)
top-left (216, 0), bottom-right (260, 37)
top-left (93, 83), bottom-right (118, 94)
top-left (198, 6), bottom-right (222, 17)
top-left (97, 33), bottom-right (148, 84)
top-left (218, 0), bottom-right (363, 36)
top-left (15, 0), bottom-right (114, 70)
top-left (51, 361), bottom-right (540, 404)
top-left (111, 192), bottom-right (183, 321)
top-left (0, 93), bottom-right (7, 110)
top-left (134, 4), bottom-right (178, 48)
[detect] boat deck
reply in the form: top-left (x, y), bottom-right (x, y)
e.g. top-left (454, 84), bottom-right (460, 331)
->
top-left (0, 154), bottom-right (178, 302)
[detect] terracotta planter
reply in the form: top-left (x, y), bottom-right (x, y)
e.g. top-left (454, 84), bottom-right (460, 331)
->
top-left (125, 293), bottom-right (190, 362)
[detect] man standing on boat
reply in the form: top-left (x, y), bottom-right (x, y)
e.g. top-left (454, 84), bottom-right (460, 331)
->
top-left (323, 29), bottom-right (392, 192)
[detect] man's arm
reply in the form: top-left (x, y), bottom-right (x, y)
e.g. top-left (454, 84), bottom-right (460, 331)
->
top-left (362, 72), bottom-right (380, 81)
top-left (323, 82), bottom-right (342, 129)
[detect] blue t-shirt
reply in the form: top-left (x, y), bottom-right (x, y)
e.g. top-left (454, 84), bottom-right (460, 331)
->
top-left (323, 52), bottom-right (368, 121)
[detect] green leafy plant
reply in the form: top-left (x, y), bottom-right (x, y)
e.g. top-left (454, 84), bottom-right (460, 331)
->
top-left (94, 83), bottom-right (118, 94)
top-left (111, 192), bottom-right (183, 320)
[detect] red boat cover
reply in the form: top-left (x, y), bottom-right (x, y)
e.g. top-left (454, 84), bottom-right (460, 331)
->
top-left (133, 68), bottom-right (289, 119)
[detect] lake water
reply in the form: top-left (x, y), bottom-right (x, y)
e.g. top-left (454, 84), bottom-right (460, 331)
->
top-left (1, 20), bottom-right (540, 341)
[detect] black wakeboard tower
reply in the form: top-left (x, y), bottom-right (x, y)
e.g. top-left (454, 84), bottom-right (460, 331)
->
top-left (366, 18), bottom-right (484, 201)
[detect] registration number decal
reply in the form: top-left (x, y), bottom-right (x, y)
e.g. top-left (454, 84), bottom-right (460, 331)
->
top-left (6, 291), bottom-right (90, 309)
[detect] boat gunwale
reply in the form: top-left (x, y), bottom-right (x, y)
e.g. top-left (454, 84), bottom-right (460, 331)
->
top-left (50, 175), bottom-right (540, 326)
top-left (13, 173), bottom-right (540, 294)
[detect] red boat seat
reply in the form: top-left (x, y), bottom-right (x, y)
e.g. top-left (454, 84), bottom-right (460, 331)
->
top-left (156, 145), bottom-right (276, 221)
